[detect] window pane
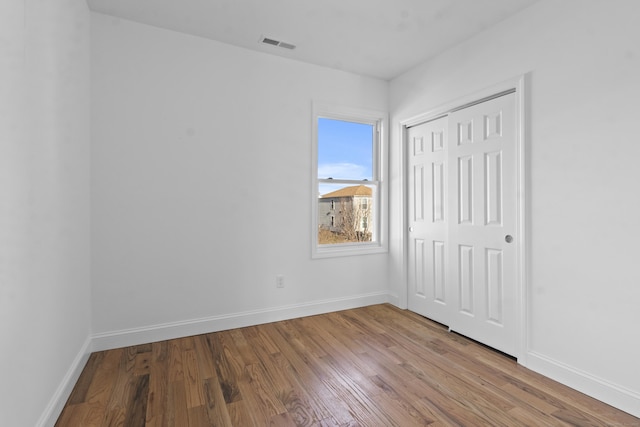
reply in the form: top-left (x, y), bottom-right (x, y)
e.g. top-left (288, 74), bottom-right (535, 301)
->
top-left (317, 118), bottom-right (373, 181)
top-left (317, 183), bottom-right (375, 245)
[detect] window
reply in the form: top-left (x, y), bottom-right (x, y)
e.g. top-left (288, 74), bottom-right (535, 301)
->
top-left (312, 103), bottom-right (388, 258)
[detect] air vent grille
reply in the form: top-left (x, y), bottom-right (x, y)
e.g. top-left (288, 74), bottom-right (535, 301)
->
top-left (261, 37), bottom-right (279, 46)
top-left (278, 42), bottom-right (296, 50)
top-left (260, 36), bottom-right (296, 50)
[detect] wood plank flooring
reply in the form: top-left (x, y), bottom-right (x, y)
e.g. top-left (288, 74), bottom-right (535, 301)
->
top-left (56, 304), bottom-right (640, 426)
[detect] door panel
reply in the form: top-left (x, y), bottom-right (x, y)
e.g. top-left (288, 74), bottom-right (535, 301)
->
top-left (486, 248), bottom-right (504, 324)
top-left (407, 116), bottom-right (450, 325)
top-left (458, 156), bottom-right (474, 225)
top-left (448, 93), bottom-right (517, 356)
top-left (407, 92), bottom-right (518, 357)
top-left (485, 151), bottom-right (503, 225)
top-left (458, 244), bottom-right (474, 315)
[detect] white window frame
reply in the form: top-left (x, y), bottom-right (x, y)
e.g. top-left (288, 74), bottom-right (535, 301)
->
top-left (311, 102), bottom-right (388, 258)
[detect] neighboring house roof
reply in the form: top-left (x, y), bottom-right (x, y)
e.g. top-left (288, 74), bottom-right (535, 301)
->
top-left (321, 184), bottom-right (372, 198)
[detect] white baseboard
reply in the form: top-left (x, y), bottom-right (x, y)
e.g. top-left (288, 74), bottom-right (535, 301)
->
top-left (386, 292), bottom-right (401, 308)
top-left (92, 291), bottom-right (392, 352)
top-left (36, 336), bottom-right (92, 427)
top-left (526, 351), bottom-right (640, 418)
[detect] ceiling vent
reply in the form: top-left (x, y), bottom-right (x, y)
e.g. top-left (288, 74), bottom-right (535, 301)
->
top-left (260, 36), bottom-right (296, 50)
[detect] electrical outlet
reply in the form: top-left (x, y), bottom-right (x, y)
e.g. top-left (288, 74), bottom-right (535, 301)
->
top-left (276, 274), bottom-right (285, 288)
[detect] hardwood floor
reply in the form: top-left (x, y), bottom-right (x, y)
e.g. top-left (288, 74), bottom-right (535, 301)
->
top-left (56, 304), bottom-right (639, 426)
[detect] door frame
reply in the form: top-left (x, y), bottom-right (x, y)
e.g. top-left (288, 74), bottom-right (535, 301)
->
top-left (398, 75), bottom-right (529, 364)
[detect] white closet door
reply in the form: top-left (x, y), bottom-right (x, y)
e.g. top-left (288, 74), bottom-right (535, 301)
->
top-left (407, 92), bottom-right (518, 357)
top-left (407, 116), bottom-right (450, 325)
top-left (447, 92), bottom-right (517, 356)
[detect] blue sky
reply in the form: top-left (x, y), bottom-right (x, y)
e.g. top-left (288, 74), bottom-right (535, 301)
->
top-left (317, 118), bottom-right (373, 184)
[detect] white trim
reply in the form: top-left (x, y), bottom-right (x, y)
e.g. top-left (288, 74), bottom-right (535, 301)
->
top-left (527, 351), bottom-right (640, 418)
top-left (399, 75), bottom-right (529, 362)
top-left (401, 77), bottom-right (524, 127)
top-left (517, 74), bottom-right (531, 366)
top-left (92, 291), bottom-right (392, 351)
top-left (311, 102), bottom-right (389, 259)
top-left (36, 336), bottom-right (92, 427)
top-left (385, 291), bottom-right (401, 308)
top-left (396, 120), bottom-right (409, 309)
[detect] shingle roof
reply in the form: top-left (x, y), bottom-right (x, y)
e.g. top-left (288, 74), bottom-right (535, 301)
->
top-left (321, 184), bottom-right (372, 198)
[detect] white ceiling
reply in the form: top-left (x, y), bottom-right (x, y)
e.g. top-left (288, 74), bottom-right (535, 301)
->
top-left (86, 0), bottom-right (540, 80)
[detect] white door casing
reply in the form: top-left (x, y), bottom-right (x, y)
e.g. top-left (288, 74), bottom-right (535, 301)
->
top-left (406, 90), bottom-right (520, 357)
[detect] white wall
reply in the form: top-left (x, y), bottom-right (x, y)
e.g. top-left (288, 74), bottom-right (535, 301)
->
top-left (90, 13), bottom-right (390, 344)
top-left (0, 1), bottom-right (91, 426)
top-left (389, 0), bottom-right (640, 416)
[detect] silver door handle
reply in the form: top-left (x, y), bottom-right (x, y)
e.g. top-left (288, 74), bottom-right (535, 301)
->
top-left (409, 226), bottom-right (414, 232)
top-left (505, 235), bottom-right (513, 243)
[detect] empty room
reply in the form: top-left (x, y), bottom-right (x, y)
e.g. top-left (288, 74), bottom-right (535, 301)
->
top-left (2, 0), bottom-right (640, 425)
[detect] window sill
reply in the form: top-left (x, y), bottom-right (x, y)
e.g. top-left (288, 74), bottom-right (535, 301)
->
top-left (312, 242), bottom-right (388, 259)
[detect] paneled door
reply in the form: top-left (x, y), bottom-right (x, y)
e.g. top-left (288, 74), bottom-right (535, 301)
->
top-left (407, 116), bottom-right (451, 326)
top-left (407, 92), bottom-right (518, 356)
